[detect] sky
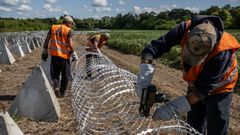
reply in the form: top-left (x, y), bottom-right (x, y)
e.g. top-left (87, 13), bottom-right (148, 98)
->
top-left (0, 0), bottom-right (239, 19)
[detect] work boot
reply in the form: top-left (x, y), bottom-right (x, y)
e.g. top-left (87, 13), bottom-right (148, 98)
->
top-left (59, 87), bottom-right (67, 97)
top-left (54, 88), bottom-right (60, 97)
top-left (59, 82), bottom-right (68, 97)
top-left (53, 79), bottom-right (59, 89)
top-left (53, 79), bottom-right (60, 97)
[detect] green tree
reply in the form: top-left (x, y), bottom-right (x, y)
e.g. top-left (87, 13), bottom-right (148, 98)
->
top-left (205, 6), bottom-right (221, 16)
top-left (218, 9), bottom-right (232, 28)
top-left (138, 12), bottom-right (156, 29)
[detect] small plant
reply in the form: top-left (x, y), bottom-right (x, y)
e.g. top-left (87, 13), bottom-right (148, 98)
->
top-left (12, 109), bottom-right (21, 122)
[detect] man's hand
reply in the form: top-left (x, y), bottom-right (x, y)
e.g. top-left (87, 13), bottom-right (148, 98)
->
top-left (71, 52), bottom-right (79, 62)
top-left (41, 48), bottom-right (48, 61)
top-left (135, 64), bottom-right (155, 98)
top-left (152, 96), bottom-right (191, 121)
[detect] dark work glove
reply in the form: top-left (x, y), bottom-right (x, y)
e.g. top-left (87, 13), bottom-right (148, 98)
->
top-left (152, 96), bottom-right (191, 121)
top-left (41, 49), bottom-right (48, 61)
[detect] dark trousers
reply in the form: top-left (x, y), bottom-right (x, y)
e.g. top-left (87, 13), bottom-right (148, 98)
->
top-left (187, 92), bottom-right (232, 135)
top-left (85, 54), bottom-right (99, 77)
top-left (50, 56), bottom-right (72, 95)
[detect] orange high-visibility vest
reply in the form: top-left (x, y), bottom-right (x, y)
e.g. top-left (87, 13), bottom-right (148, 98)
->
top-left (50, 24), bottom-right (71, 59)
top-left (180, 20), bottom-right (240, 95)
top-left (89, 34), bottom-right (106, 48)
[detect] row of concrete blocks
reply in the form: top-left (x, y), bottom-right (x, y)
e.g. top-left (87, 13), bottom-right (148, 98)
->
top-left (0, 59), bottom-right (61, 135)
top-left (0, 36), bottom-right (44, 65)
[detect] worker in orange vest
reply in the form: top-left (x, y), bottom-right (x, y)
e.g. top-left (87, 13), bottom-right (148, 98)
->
top-left (136, 15), bottom-right (240, 135)
top-left (41, 15), bottom-right (78, 97)
top-left (85, 33), bottom-right (110, 78)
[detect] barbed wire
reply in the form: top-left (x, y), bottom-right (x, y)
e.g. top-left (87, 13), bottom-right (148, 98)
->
top-left (71, 46), bottom-right (202, 135)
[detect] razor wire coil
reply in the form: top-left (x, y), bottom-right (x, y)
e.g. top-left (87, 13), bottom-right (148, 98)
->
top-left (71, 46), bottom-right (202, 135)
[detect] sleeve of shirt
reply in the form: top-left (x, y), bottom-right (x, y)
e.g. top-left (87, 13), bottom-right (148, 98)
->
top-left (47, 29), bottom-right (51, 35)
top-left (142, 21), bottom-right (187, 59)
top-left (67, 29), bottom-right (74, 38)
top-left (194, 50), bottom-right (232, 99)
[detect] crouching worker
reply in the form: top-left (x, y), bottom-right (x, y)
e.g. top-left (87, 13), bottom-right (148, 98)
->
top-left (136, 15), bottom-right (240, 135)
top-left (41, 15), bottom-right (78, 97)
top-left (85, 33), bottom-right (110, 78)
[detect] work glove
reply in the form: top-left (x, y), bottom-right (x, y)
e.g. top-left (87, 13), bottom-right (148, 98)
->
top-left (152, 96), bottom-right (191, 121)
top-left (41, 48), bottom-right (48, 61)
top-left (71, 51), bottom-right (79, 62)
top-left (135, 64), bottom-right (155, 98)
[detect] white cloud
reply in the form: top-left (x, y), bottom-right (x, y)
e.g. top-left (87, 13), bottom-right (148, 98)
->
top-left (16, 11), bottom-right (33, 18)
top-left (32, 10), bottom-right (46, 18)
top-left (158, 4), bottom-right (178, 12)
top-left (118, 0), bottom-right (125, 5)
top-left (0, 6), bottom-right (12, 12)
top-left (82, 4), bottom-right (93, 12)
top-left (132, 5), bottom-right (196, 14)
top-left (93, 15), bottom-right (100, 19)
top-left (91, 0), bottom-right (108, 7)
top-left (116, 8), bottom-right (126, 13)
top-left (133, 6), bottom-right (141, 14)
top-left (17, 4), bottom-right (32, 11)
top-left (87, 8), bottom-right (93, 12)
top-left (20, 0), bottom-right (31, 4)
top-left (95, 7), bottom-right (111, 12)
top-left (43, 4), bottom-right (61, 12)
top-left (17, 11), bottom-right (24, 15)
top-left (45, 0), bottom-right (58, 4)
top-left (142, 7), bottom-right (155, 13)
top-left (83, 5), bottom-right (88, 8)
top-left (2, 0), bottom-right (19, 6)
top-left (185, 7), bottom-right (200, 13)
top-left (63, 10), bottom-right (69, 15)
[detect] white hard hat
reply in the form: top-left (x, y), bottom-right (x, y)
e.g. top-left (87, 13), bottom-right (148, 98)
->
top-left (63, 16), bottom-right (75, 26)
top-left (103, 33), bottom-right (110, 38)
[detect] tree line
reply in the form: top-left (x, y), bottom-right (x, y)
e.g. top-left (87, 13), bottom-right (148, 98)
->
top-left (0, 5), bottom-right (240, 32)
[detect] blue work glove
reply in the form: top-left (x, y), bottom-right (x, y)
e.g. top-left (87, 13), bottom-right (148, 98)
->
top-left (152, 96), bottom-right (191, 121)
top-left (41, 48), bottom-right (48, 61)
top-left (71, 52), bottom-right (79, 62)
top-left (135, 64), bottom-right (155, 98)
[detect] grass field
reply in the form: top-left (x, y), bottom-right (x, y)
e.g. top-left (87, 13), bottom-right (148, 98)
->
top-left (107, 29), bottom-right (240, 69)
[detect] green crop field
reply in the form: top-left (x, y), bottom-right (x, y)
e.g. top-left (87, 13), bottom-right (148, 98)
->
top-left (107, 30), bottom-right (240, 69)
top-left (108, 30), bottom-right (167, 56)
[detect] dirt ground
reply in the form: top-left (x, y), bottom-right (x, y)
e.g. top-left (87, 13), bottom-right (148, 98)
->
top-left (0, 34), bottom-right (240, 134)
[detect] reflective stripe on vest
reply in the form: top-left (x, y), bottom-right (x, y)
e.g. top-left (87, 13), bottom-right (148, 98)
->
top-left (50, 46), bottom-right (70, 55)
top-left (180, 20), bottom-right (240, 94)
top-left (50, 24), bottom-right (71, 59)
top-left (50, 40), bottom-right (69, 47)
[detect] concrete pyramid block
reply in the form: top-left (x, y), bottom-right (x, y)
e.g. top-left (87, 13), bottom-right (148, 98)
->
top-left (40, 38), bottom-right (44, 46)
top-left (8, 66), bottom-right (60, 122)
top-left (0, 42), bottom-right (16, 64)
top-left (40, 57), bottom-right (52, 85)
top-left (0, 112), bottom-right (24, 135)
top-left (21, 38), bottom-right (32, 54)
top-left (33, 37), bottom-right (40, 48)
top-left (13, 42), bottom-right (25, 57)
top-left (36, 41), bottom-right (41, 48)
top-left (29, 40), bottom-right (36, 50)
